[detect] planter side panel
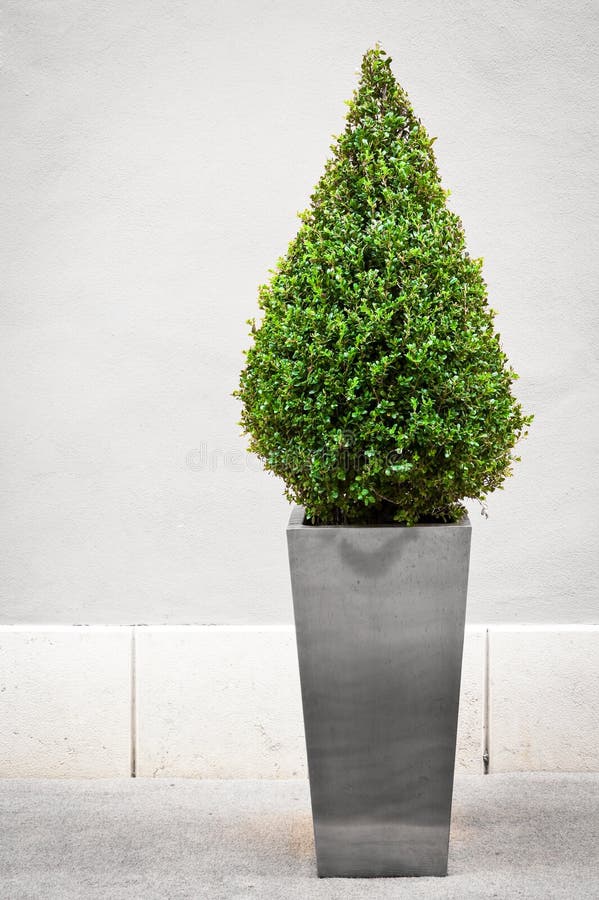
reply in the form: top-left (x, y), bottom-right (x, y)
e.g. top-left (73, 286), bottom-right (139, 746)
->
top-left (287, 511), bottom-right (471, 877)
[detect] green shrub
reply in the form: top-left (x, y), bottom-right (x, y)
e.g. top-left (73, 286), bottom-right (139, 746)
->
top-left (236, 45), bottom-right (532, 525)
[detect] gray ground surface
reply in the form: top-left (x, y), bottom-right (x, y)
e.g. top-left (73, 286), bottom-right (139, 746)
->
top-left (1, 774), bottom-right (598, 899)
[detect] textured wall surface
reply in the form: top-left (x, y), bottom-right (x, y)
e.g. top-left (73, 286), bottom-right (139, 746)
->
top-left (2, 624), bottom-right (598, 776)
top-left (1, 0), bottom-right (598, 624)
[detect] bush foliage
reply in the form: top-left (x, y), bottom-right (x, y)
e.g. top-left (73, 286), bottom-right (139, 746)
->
top-left (236, 46), bottom-right (532, 525)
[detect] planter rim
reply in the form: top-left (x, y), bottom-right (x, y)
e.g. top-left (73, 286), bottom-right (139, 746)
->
top-left (288, 504), bottom-right (471, 530)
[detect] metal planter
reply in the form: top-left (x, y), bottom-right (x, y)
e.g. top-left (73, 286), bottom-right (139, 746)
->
top-left (286, 505), bottom-right (471, 878)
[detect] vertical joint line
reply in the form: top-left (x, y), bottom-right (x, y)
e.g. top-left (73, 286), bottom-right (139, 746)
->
top-left (131, 627), bottom-right (137, 778)
top-left (483, 627), bottom-right (490, 774)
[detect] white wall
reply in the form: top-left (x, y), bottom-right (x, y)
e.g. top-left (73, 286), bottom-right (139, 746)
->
top-left (2, 0), bottom-right (598, 625)
top-left (2, 624), bottom-right (598, 776)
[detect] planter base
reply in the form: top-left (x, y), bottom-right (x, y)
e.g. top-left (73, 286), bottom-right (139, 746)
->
top-left (287, 505), bottom-right (471, 878)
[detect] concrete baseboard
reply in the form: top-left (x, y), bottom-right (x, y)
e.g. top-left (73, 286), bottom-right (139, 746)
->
top-left (1, 624), bottom-right (598, 777)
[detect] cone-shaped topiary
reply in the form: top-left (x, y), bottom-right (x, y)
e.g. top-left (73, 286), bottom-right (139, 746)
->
top-left (236, 45), bottom-right (532, 525)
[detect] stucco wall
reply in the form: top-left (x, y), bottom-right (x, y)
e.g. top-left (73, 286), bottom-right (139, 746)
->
top-left (2, 0), bottom-right (598, 624)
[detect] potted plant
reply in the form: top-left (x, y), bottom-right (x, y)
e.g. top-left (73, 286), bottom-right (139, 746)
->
top-left (235, 45), bottom-right (532, 878)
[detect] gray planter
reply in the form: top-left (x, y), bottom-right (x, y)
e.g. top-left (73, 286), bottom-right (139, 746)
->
top-left (286, 505), bottom-right (471, 878)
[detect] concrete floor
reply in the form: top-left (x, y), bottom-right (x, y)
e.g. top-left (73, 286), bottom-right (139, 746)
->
top-left (1, 774), bottom-right (598, 899)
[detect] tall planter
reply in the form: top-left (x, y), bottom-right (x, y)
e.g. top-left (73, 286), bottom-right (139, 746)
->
top-left (287, 505), bottom-right (471, 878)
